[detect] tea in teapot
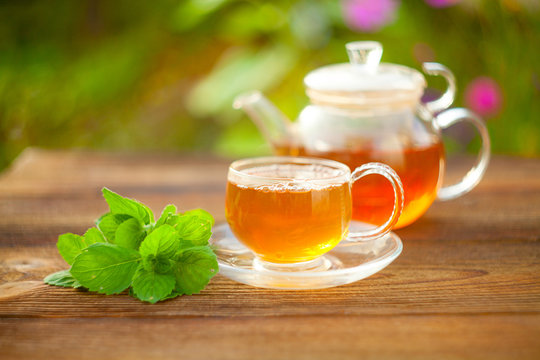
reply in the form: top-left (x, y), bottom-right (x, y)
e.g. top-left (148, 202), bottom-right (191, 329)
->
top-left (234, 41), bottom-right (490, 229)
top-left (274, 141), bottom-right (443, 228)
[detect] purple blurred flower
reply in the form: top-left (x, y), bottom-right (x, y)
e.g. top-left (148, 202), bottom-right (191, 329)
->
top-left (421, 87), bottom-right (442, 103)
top-left (425, 0), bottom-right (460, 8)
top-left (464, 77), bottom-right (503, 118)
top-left (342, 0), bottom-right (399, 33)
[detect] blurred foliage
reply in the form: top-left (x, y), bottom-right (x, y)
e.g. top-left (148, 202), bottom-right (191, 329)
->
top-left (0, 0), bottom-right (539, 170)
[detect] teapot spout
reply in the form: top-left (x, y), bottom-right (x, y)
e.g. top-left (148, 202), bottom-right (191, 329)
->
top-left (233, 91), bottom-right (297, 152)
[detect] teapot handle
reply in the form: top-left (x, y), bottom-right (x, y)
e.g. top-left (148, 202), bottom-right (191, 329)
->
top-left (435, 108), bottom-right (491, 201)
top-left (422, 62), bottom-right (456, 113)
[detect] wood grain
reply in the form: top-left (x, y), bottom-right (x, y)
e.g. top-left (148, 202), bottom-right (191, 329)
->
top-left (0, 243), bottom-right (539, 318)
top-left (1, 315), bottom-right (539, 360)
top-left (0, 148), bottom-right (539, 359)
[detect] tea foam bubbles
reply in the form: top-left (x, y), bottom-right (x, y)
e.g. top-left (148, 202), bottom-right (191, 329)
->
top-left (243, 164), bottom-right (344, 179)
top-left (232, 164), bottom-right (348, 191)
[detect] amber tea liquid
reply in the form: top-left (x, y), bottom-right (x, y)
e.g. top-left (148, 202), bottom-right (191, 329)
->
top-left (276, 141), bottom-right (444, 228)
top-left (225, 164), bottom-right (351, 263)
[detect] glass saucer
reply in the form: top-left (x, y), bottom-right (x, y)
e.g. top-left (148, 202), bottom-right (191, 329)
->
top-left (210, 222), bottom-right (403, 290)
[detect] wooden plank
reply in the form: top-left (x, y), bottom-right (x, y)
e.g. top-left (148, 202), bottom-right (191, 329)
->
top-left (0, 152), bottom-right (538, 248)
top-left (0, 244), bottom-right (538, 317)
top-left (0, 148), bottom-right (230, 196)
top-left (1, 315), bottom-right (539, 360)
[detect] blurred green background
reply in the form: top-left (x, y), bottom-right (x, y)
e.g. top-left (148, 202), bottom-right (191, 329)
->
top-left (1, 0), bottom-right (539, 170)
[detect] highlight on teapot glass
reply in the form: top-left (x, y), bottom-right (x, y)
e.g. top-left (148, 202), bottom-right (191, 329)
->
top-left (234, 41), bottom-right (490, 229)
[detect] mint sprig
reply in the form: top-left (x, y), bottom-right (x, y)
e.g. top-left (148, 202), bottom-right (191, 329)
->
top-left (44, 187), bottom-right (218, 303)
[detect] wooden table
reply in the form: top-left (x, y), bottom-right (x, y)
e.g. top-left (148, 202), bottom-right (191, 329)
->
top-left (1, 148), bottom-right (539, 359)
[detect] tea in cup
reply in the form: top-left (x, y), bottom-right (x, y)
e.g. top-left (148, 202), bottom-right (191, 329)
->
top-left (225, 157), bottom-right (404, 268)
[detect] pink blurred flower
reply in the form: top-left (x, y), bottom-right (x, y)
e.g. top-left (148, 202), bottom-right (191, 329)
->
top-left (425, 0), bottom-right (460, 8)
top-left (464, 77), bottom-right (503, 118)
top-left (342, 0), bottom-right (400, 33)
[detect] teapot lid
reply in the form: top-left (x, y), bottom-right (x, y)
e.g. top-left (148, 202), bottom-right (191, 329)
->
top-left (304, 41), bottom-right (426, 110)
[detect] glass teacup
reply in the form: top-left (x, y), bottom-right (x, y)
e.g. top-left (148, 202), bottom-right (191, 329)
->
top-left (225, 157), bottom-right (404, 271)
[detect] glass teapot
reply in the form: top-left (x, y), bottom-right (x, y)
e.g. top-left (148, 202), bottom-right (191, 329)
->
top-left (233, 41), bottom-right (490, 229)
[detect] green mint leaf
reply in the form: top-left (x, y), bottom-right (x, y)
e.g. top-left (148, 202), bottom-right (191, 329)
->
top-left (57, 234), bottom-right (85, 265)
top-left (131, 266), bottom-right (176, 304)
top-left (139, 224), bottom-right (179, 259)
top-left (102, 187), bottom-right (154, 224)
top-left (155, 204), bottom-right (178, 228)
top-left (70, 243), bottom-right (141, 295)
top-left (44, 270), bottom-right (82, 288)
top-left (84, 227), bottom-right (106, 244)
top-left (182, 209), bottom-right (215, 226)
top-left (174, 246), bottom-right (218, 295)
top-left (115, 218), bottom-right (146, 250)
top-left (162, 289), bottom-right (181, 301)
top-left (176, 215), bottom-right (212, 246)
top-left (96, 213), bottom-right (132, 242)
top-left (142, 254), bottom-right (174, 274)
top-left (57, 231), bottom-right (103, 265)
top-left (165, 214), bottom-right (180, 227)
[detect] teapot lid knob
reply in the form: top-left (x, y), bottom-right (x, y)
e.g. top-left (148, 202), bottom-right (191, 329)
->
top-left (346, 41), bottom-right (383, 72)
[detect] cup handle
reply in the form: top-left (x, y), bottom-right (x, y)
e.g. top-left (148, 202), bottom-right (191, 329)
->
top-left (346, 163), bottom-right (404, 242)
top-left (435, 108), bottom-right (491, 201)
